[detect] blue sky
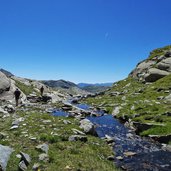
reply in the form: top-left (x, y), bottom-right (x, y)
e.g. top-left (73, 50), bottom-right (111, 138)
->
top-left (0, 0), bottom-right (171, 83)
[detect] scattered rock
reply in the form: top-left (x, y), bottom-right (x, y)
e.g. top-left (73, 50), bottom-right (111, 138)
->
top-left (0, 107), bottom-right (8, 115)
top-left (10, 125), bottom-right (19, 130)
top-left (20, 152), bottom-right (31, 166)
top-left (18, 160), bottom-right (27, 171)
top-left (112, 106), bottom-right (122, 116)
top-left (32, 163), bottom-right (41, 171)
top-left (38, 153), bottom-right (49, 162)
top-left (36, 144), bottom-right (49, 154)
top-left (63, 120), bottom-right (71, 125)
top-left (72, 129), bottom-right (85, 135)
top-left (4, 105), bottom-right (15, 113)
top-left (68, 135), bottom-right (87, 142)
top-left (42, 120), bottom-right (52, 124)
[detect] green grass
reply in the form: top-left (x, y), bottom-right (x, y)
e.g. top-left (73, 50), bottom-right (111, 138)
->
top-left (148, 45), bottom-right (171, 60)
top-left (141, 123), bottom-right (171, 136)
top-left (1, 107), bottom-right (119, 171)
top-left (14, 79), bottom-right (37, 95)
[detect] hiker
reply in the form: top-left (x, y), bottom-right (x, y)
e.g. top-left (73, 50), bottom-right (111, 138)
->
top-left (14, 88), bottom-right (21, 106)
top-left (40, 86), bottom-right (44, 96)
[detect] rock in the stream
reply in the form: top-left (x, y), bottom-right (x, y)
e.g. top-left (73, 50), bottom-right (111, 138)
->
top-left (124, 151), bottom-right (136, 157)
top-left (36, 143), bottom-right (49, 154)
top-left (79, 119), bottom-right (97, 136)
top-left (104, 135), bottom-right (115, 144)
top-left (116, 156), bottom-right (124, 160)
top-left (0, 145), bottom-right (13, 171)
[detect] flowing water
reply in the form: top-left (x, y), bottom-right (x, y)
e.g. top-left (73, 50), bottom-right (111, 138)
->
top-left (53, 103), bottom-right (171, 171)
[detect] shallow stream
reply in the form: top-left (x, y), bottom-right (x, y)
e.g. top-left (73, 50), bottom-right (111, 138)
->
top-left (53, 103), bottom-right (171, 171)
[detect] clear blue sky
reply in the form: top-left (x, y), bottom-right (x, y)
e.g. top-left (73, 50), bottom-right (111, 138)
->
top-left (0, 0), bottom-right (171, 83)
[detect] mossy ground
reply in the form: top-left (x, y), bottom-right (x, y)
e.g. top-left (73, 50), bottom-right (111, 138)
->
top-left (81, 75), bottom-right (171, 137)
top-left (0, 105), bottom-right (119, 171)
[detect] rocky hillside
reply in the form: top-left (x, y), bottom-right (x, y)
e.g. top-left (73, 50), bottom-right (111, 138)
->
top-left (42, 79), bottom-right (89, 96)
top-left (0, 70), bottom-right (117, 171)
top-left (0, 68), bottom-right (14, 77)
top-left (130, 45), bottom-right (171, 82)
top-left (0, 70), bottom-right (71, 105)
top-left (82, 45), bottom-right (171, 144)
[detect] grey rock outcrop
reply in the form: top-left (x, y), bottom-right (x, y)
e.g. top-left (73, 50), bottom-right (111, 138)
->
top-left (144, 68), bottom-right (169, 82)
top-left (0, 145), bottom-right (13, 171)
top-left (0, 72), bottom-right (10, 94)
top-left (130, 48), bottom-right (171, 82)
top-left (157, 57), bottom-right (171, 72)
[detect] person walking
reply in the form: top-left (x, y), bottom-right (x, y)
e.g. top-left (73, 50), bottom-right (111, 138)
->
top-left (14, 88), bottom-right (21, 106)
top-left (40, 86), bottom-right (44, 96)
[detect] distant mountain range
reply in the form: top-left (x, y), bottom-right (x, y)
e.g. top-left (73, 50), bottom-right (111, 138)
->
top-left (42, 79), bottom-right (77, 89)
top-left (77, 83), bottom-right (113, 93)
top-left (42, 80), bottom-right (113, 94)
top-left (0, 68), bottom-right (14, 77)
top-left (77, 83), bottom-right (113, 88)
top-left (0, 68), bottom-right (113, 94)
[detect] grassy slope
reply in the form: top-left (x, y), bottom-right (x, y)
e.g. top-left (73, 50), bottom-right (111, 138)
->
top-left (82, 75), bottom-right (171, 137)
top-left (0, 106), bottom-right (119, 171)
top-left (147, 45), bottom-right (171, 59)
top-left (14, 79), bottom-right (40, 96)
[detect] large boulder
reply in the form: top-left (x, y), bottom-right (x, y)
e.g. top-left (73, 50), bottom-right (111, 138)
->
top-left (79, 119), bottom-right (97, 136)
top-left (0, 78), bottom-right (26, 104)
top-left (129, 60), bottom-right (156, 79)
top-left (144, 68), bottom-right (169, 82)
top-left (0, 72), bottom-right (10, 94)
top-left (157, 57), bottom-right (171, 72)
top-left (0, 145), bottom-right (13, 171)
